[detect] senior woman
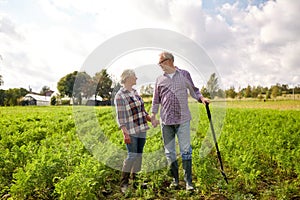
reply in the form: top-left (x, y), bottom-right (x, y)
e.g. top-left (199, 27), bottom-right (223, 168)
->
top-left (114, 69), bottom-right (156, 193)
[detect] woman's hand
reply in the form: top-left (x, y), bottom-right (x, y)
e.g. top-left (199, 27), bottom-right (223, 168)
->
top-left (121, 126), bottom-right (131, 144)
top-left (123, 132), bottom-right (131, 144)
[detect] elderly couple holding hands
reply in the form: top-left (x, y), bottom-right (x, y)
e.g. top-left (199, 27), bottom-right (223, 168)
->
top-left (114, 51), bottom-right (208, 193)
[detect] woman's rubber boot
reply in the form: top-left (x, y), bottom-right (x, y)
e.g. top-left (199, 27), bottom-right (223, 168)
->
top-left (120, 172), bottom-right (130, 193)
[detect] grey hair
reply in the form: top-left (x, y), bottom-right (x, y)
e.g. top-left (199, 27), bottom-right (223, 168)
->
top-left (120, 69), bottom-right (136, 84)
top-left (160, 51), bottom-right (174, 62)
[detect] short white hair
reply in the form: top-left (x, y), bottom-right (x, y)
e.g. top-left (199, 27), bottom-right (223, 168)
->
top-left (120, 69), bottom-right (135, 84)
top-left (160, 51), bottom-right (174, 62)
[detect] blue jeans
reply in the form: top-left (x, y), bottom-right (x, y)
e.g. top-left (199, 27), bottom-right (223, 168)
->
top-left (122, 132), bottom-right (146, 173)
top-left (162, 121), bottom-right (192, 164)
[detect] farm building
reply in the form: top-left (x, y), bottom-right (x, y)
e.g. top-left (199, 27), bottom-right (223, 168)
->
top-left (22, 93), bottom-right (51, 106)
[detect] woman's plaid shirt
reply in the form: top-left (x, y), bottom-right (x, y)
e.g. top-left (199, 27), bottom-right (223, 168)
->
top-left (114, 88), bottom-right (149, 134)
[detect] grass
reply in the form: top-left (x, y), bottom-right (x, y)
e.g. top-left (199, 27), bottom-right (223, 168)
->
top-left (1, 100), bottom-right (299, 199)
top-left (224, 99), bottom-right (300, 110)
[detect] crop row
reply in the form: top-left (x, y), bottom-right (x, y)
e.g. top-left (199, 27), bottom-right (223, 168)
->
top-left (0, 104), bottom-right (299, 199)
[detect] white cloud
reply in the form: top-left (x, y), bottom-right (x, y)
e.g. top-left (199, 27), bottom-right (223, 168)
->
top-left (0, 16), bottom-right (88, 91)
top-left (189, 0), bottom-right (300, 88)
top-left (37, 0), bottom-right (72, 23)
top-left (0, 0), bottom-right (299, 93)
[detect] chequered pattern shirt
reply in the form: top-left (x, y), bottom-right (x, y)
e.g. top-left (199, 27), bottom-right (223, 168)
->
top-left (152, 68), bottom-right (202, 125)
top-left (114, 88), bottom-right (149, 135)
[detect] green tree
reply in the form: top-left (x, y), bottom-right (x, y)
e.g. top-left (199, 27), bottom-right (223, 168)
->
top-left (200, 86), bottom-right (210, 98)
top-left (40, 86), bottom-right (50, 95)
top-left (217, 89), bottom-right (225, 98)
top-left (281, 84), bottom-right (289, 92)
top-left (237, 86), bottom-right (243, 99)
top-left (258, 94), bottom-right (264, 101)
top-left (57, 71), bottom-right (92, 105)
top-left (256, 86), bottom-right (264, 94)
top-left (261, 86), bottom-right (269, 95)
top-left (57, 71), bottom-right (78, 98)
top-left (4, 88), bottom-right (28, 106)
top-left (0, 74), bottom-right (3, 86)
top-left (206, 73), bottom-right (219, 99)
top-left (266, 90), bottom-right (271, 99)
top-left (50, 96), bottom-right (57, 105)
top-left (93, 69), bottom-right (113, 101)
top-left (74, 72), bottom-right (92, 104)
top-left (225, 86), bottom-right (237, 99)
top-left (111, 82), bottom-right (122, 105)
top-left (244, 85), bottom-right (252, 98)
top-left (0, 89), bottom-right (5, 106)
top-left (271, 85), bottom-right (279, 99)
top-left (251, 86), bottom-right (259, 98)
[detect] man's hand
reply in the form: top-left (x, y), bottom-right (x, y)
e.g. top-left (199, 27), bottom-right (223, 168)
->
top-left (151, 114), bottom-right (160, 128)
top-left (199, 96), bottom-right (209, 105)
top-left (152, 119), bottom-right (160, 127)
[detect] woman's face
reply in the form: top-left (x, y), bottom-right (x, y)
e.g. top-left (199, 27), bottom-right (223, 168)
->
top-left (126, 74), bottom-right (137, 86)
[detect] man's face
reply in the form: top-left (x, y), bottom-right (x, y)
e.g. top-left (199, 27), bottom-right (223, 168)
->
top-left (158, 56), bottom-right (173, 73)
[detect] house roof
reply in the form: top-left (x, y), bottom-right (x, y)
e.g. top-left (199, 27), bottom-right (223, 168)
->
top-left (24, 93), bottom-right (51, 102)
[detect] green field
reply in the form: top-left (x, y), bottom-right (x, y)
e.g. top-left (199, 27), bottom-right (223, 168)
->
top-left (1, 101), bottom-right (300, 199)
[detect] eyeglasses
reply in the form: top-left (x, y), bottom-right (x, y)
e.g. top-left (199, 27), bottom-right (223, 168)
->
top-left (158, 58), bottom-right (169, 66)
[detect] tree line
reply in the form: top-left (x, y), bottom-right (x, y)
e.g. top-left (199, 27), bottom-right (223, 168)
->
top-left (0, 72), bottom-right (299, 106)
top-left (200, 73), bottom-right (300, 100)
top-left (55, 69), bottom-right (120, 105)
top-left (0, 70), bottom-right (114, 106)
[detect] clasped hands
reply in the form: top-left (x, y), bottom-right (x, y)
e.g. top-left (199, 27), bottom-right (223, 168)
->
top-left (150, 114), bottom-right (160, 128)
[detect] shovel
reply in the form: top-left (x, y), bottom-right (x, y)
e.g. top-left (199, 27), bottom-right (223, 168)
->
top-left (205, 103), bottom-right (228, 184)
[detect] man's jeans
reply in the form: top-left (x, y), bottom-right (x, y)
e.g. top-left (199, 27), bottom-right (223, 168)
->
top-left (161, 121), bottom-right (192, 164)
top-left (122, 132), bottom-right (146, 173)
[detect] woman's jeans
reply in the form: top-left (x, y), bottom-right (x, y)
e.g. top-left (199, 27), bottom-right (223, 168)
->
top-left (122, 132), bottom-right (146, 173)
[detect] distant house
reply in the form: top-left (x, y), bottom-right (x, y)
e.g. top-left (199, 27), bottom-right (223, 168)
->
top-left (82, 95), bottom-right (112, 106)
top-left (22, 93), bottom-right (52, 106)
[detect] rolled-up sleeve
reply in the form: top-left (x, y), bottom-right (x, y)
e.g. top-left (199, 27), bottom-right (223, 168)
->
top-left (183, 70), bottom-right (203, 101)
top-left (151, 80), bottom-right (160, 114)
top-left (114, 95), bottom-right (128, 128)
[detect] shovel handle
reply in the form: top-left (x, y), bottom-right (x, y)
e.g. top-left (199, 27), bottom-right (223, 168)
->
top-left (204, 102), bottom-right (229, 184)
top-left (205, 103), bottom-right (211, 120)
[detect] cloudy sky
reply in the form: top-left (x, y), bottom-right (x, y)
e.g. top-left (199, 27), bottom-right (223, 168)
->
top-left (0, 0), bottom-right (299, 93)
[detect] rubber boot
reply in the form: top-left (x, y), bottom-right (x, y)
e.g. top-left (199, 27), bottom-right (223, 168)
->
top-left (121, 159), bottom-right (132, 193)
top-left (131, 155), bottom-right (142, 173)
top-left (182, 159), bottom-right (194, 191)
top-left (120, 172), bottom-right (130, 193)
top-left (131, 155), bottom-right (142, 189)
top-left (169, 160), bottom-right (179, 188)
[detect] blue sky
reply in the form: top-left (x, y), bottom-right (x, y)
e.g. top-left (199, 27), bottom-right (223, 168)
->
top-left (0, 0), bottom-right (299, 92)
top-left (202, 0), bottom-right (268, 9)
